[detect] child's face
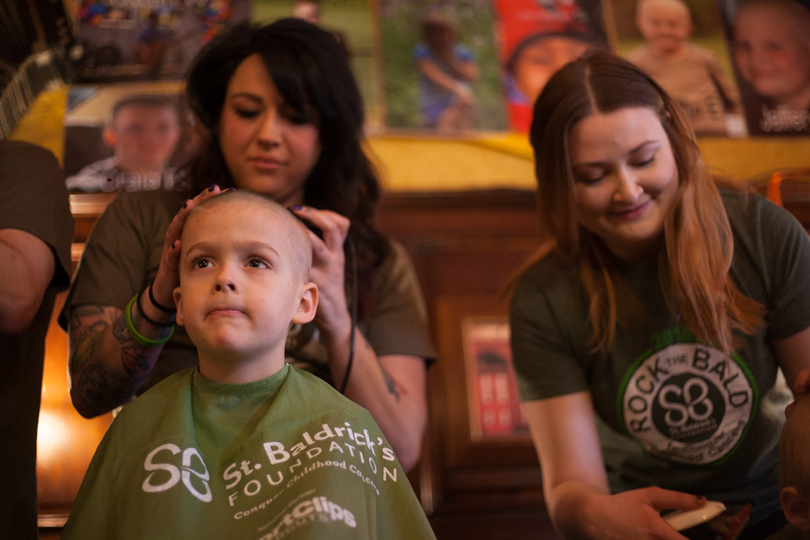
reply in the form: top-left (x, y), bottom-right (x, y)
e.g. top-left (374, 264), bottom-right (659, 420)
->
top-left (636, 0), bottom-right (692, 57)
top-left (734, 2), bottom-right (810, 106)
top-left (513, 35), bottom-right (590, 105)
top-left (174, 199), bottom-right (315, 366)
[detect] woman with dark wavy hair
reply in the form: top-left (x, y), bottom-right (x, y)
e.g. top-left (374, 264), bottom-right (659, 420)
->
top-left (60, 18), bottom-right (433, 472)
top-left (509, 50), bottom-right (810, 539)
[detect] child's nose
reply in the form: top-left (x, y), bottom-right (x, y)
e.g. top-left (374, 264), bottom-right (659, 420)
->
top-left (214, 282), bottom-right (237, 292)
top-left (213, 265), bottom-right (238, 292)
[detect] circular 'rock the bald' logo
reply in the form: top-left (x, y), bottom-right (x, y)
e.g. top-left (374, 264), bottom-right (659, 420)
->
top-left (621, 343), bottom-right (755, 465)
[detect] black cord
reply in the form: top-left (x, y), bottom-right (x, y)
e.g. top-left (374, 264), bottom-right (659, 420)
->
top-left (339, 236), bottom-right (358, 394)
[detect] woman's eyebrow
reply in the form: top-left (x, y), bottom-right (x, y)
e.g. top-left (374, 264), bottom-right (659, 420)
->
top-left (572, 141), bottom-right (658, 169)
top-left (227, 93), bottom-right (263, 103)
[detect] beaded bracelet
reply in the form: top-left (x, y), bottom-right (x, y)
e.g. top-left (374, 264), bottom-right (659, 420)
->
top-left (148, 281), bottom-right (177, 314)
top-left (137, 289), bottom-right (175, 328)
top-left (125, 295), bottom-right (174, 348)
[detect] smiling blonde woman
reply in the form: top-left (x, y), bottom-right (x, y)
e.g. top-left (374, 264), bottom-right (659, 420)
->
top-left (510, 50), bottom-right (810, 540)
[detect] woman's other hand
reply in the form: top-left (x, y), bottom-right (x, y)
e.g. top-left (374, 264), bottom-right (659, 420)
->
top-left (288, 205), bottom-right (351, 340)
top-left (580, 488), bottom-right (706, 540)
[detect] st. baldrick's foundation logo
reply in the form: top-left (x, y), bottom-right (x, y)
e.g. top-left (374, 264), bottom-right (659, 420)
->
top-left (620, 343), bottom-right (757, 465)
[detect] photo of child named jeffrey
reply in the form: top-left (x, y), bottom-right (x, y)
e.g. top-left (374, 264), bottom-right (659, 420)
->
top-left (729, 0), bottom-right (810, 136)
top-left (625, 0), bottom-right (745, 137)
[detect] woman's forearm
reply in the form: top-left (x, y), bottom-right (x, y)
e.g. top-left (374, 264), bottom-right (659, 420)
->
top-left (68, 294), bottom-right (171, 417)
top-left (323, 326), bottom-right (427, 472)
top-left (546, 481), bottom-right (607, 539)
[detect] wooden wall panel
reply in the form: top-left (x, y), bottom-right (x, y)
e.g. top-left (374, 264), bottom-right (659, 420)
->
top-left (377, 190), bottom-right (560, 538)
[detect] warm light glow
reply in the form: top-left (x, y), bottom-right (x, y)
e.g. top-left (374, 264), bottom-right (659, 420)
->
top-left (37, 410), bottom-right (70, 467)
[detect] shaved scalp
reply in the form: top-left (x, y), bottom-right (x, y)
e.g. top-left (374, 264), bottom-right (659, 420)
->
top-left (186, 189), bottom-right (313, 281)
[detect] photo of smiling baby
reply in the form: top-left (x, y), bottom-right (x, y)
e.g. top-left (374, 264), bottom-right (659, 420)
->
top-left (623, 0), bottom-right (745, 137)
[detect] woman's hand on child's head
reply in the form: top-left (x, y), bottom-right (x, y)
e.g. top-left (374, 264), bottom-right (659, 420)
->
top-left (152, 184), bottom-right (225, 307)
top-left (786, 368), bottom-right (810, 417)
top-left (288, 205), bottom-right (351, 339)
top-left (581, 488), bottom-right (704, 540)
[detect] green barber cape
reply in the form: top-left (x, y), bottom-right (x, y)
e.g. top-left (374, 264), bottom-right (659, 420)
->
top-left (62, 365), bottom-right (436, 540)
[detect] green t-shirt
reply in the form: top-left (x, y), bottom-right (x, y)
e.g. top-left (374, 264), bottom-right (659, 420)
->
top-left (62, 365), bottom-right (436, 539)
top-left (510, 191), bottom-right (810, 524)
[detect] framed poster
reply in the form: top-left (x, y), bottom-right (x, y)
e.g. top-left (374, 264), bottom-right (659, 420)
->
top-left (613, 0), bottom-right (746, 138)
top-left (63, 83), bottom-right (191, 193)
top-left (378, 0), bottom-right (507, 133)
top-left (252, 0), bottom-right (382, 129)
top-left (492, 0), bottom-right (609, 132)
top-left (69, 0), bottom-right (251, 83)
top-left (716, 0), bottom-right (810, 136)
top-left (461, 316), bottom-right (529, 439)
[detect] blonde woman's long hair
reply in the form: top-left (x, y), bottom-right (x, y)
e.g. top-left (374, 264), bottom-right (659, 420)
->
top-left (520, 51), bottom-right (763, 358)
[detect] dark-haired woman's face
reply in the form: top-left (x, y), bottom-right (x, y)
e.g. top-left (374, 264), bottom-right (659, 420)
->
top-left (218, 54), bottom-right (321, 206)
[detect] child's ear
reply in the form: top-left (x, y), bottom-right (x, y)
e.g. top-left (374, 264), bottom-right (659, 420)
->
top-left (102, 127), bottom-right (118, 150)
top-left (173, 287), bottom-right (185, 327)
top-left (781, 486), bottom-right (810, 530)
top-left (291, 282), bottom-right (318, 325)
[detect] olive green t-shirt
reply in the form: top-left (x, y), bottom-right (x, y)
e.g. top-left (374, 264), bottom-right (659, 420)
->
top-left (510, 191), bottom-right (810, 524)
top-left (59, 190), bottom-right (435, 392)
top-left (0, 140), bottom-right (73, 540)
top-left (62, 365), bottom-right (436, 539)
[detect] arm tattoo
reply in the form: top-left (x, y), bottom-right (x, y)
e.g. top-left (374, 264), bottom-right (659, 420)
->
top-left (112, 312), bottom-right (129, 343)
top-left (381, 367), bottom-right (401, 402)
top-left (121, 343), bottom-right (153, 379)
top-left (69, 303), bottom-right (162, 410)
top-left (77, 363), bottom-right (134, 413)
top-left (69, 312), bottom-right (110, 373)
top-left (375, 353), bottom-right (401, 402)
top-left (111, 307), bottom-right (168, 379)
top-left (367, 340), bottom-right (408, 402)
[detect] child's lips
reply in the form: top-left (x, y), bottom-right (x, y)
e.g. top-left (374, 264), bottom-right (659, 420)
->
top-left (208, 307), bottom-right (245, 317)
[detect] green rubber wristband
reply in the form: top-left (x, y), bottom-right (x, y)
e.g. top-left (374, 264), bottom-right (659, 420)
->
top-left (125, 295), bottom-right (174, 348)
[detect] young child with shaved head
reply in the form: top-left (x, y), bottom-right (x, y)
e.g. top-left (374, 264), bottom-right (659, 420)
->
top-left (63, 190), bottom-right (435, 539)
